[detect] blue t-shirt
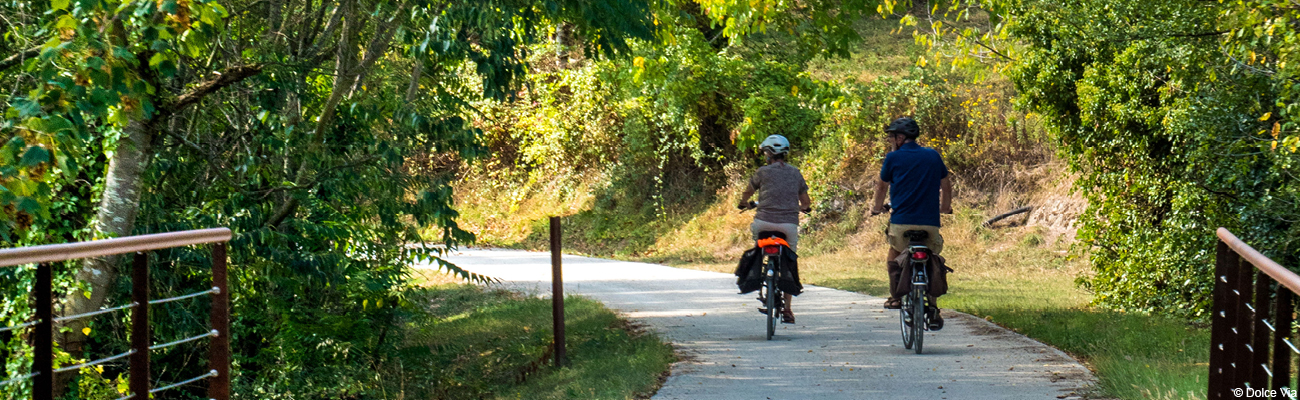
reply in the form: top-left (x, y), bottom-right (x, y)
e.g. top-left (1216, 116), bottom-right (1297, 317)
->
top-left (880, 142), bottom-right (949, 227)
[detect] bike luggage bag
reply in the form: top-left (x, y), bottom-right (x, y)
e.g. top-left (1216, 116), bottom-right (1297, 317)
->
top-left (734, 245), bottom-right (803, 296)
top-left (734, 247), bottom-right (765, 294)
top-left (892, 253), bottom-right (953, 298)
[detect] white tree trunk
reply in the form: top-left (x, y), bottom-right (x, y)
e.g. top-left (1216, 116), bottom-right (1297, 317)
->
top-left (60, 119), bottom-right (153, 369)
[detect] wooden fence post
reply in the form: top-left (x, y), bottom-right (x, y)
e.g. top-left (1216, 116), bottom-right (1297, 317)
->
top-left (1209, 239), bottom-right (1231, 399)
top-left (33, 262), bottom-right (52, 400)
top-left (130, 252), bottom-right (150, 397)
top-left (1273, 289), bottom-right (1294, 396)
top-left (1251, 271), bottom-right (1272, 387)
top-left (550, 216), bottom-right (566, 367)
top-left (1234, 255), bottom-right (1256, 390)
top-left (209, 243), bottom-right (231, 400)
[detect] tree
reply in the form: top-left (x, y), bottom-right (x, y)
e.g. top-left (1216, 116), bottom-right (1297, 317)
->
top-left (901, 0), bottom-right (1300, 316)
top-left (1, 0), bottom-right (653, 395)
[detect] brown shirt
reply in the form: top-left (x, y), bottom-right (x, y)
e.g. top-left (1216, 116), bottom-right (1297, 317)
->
top-left (749, 162), bottom-right (809, 224)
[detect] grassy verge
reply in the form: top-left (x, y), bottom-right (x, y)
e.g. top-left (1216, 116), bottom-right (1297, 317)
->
top-left (402, 278), bottom-right (676, 399)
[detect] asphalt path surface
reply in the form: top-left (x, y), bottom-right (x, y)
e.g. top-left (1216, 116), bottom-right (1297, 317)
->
top-left (428, 249), bottom-right (1094, 400)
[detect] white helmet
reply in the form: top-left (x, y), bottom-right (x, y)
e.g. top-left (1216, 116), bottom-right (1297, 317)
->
top-left (759, 134), bottom-right (790, 155)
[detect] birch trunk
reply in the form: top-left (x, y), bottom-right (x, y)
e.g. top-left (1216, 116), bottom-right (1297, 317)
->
top-left (56, 120), bottom-right (154, 391)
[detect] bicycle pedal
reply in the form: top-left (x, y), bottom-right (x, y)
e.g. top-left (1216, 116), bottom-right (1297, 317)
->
top-left (928, 317), bottom-right (944, 331)
top-left (758, 307), bottom-right (771, 315)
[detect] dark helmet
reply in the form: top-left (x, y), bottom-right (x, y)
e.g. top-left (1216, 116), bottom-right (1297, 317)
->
top-left (884, 117), bottom-right (920, 139)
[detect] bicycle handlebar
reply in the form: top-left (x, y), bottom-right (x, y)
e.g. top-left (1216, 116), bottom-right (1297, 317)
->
top-left (871, 203), bottom-right (892, 216)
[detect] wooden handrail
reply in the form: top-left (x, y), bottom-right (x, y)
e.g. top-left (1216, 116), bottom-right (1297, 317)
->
top-left (0, 228), bottom-right (233, 399)
top-left (0, 228), bottom-right (232, 268)
top-left (1209, 228), bottom-right (1299, 398)
top-left (1217, 228), bottom-right (1300, 295)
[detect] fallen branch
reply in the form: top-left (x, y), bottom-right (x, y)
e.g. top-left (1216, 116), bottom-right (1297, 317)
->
top-left (983, 206), bottom-right (1033, 227)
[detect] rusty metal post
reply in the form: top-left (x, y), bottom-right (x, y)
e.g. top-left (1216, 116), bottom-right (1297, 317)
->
top-left (1210, 239), bottom-right (1232, 399)
top-left (1252, 271), bottom-right (1272, 388)
top-left (33, 262), bottom-right (52, 399)
top-left (1235, 256), bottom-right (1257, 390)
top-left (1273, 289), bottom-right (1294, 396)
top-left (550, 216), bottom-right (566, 367)
top-left (208, 243), bottom-right (230, 400)
top-left (129, 252), bottom-right (150, 397)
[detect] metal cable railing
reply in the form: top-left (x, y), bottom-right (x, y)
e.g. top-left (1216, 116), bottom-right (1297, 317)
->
top-left (1209, 228), bottom-right (1300, 399)
top-left (0, 228), bottom-right (232, 400)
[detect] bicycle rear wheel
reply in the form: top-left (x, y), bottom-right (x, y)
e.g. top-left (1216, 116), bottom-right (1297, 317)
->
top-left (911, 285), bottom-right (926, 354)
top-left (765, 259), bottom-right (778, 340)
top-left (899, 297), bottom-right (914, 349)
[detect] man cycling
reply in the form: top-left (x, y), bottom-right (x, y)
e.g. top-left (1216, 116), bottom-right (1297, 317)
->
top-left (737, 134), bottom-right (812, 324)
top-left (870, 117), bottom-right (952, 315)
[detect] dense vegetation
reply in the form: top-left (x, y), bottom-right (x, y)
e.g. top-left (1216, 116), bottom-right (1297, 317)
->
top-left (908, 0), bottom-right (1300, 316)
top-left (466, 0), bottom-right (1300, 321)
top-left (0, 0), bottom-right (658, 397)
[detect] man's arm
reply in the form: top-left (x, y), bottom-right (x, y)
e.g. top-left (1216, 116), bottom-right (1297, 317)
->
top-left (870, 178), bottom-right (889, 215)
top-left (799, 192), bottom-right (812, 211)
top-left (940, 176), bottom-right (953, 214)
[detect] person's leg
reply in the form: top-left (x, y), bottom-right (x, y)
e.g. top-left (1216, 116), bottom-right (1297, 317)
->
top-left (781, 222), bottom-right (798, 321)
top-left (884, 224), bottom-right (905, 308)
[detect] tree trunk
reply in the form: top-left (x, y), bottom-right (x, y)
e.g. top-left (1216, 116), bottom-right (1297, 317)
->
top-left (56, 119), bottom-right (154, 393)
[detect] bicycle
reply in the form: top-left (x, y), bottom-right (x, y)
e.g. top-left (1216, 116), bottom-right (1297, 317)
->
top-left (899, 230), bottom-right (937, 354)
top-left (874, 203), bottom-right (942, 354)
top-left (739, 201), bottom-right (801, 340)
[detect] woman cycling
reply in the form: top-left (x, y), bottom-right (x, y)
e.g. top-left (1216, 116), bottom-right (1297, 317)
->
top-left (737, 134), bottom-right (812, 323)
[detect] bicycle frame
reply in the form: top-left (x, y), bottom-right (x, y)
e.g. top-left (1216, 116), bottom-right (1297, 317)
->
top-left (901, 242), bottom-right (933, 353)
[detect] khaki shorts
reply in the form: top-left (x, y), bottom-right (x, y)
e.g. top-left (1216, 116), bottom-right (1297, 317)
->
top-left (887, 224), bottom-right (943, 255)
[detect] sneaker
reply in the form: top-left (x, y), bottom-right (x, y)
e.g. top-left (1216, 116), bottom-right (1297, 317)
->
top-left (884, 297), bottom-right (902, 309)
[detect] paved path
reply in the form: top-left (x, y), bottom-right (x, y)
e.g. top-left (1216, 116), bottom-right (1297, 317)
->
top-left (425, 249), bottom-right (1094, 400)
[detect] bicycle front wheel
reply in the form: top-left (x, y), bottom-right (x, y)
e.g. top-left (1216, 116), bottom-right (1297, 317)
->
top-left (911, 284), bottom-right (926, 354)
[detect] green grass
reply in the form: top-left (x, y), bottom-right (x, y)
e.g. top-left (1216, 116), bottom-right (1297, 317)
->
top-left (399, 284), bottom-right (675, 399)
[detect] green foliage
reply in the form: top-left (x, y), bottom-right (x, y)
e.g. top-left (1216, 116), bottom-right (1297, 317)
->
top-left (1, 0), bottom-right (657, 398)
top-left (462, 6), bottom-right (1049, 260)
top-left (902, 0), bottom-right (1300, 317)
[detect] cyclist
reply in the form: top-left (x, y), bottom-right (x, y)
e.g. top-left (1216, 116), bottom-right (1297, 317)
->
top-left (869, 117), bottom-right (952, 320)
top-left (737, 134), bottom-right (812, 324)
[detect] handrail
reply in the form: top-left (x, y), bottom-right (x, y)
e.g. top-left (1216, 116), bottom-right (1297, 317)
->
top-left (1217, 228), bottom-right (1300, 294)
top-left (1208, 228), bottom-right (1299, 399)
top-left (0, 228), bottom-right (231, 268)
top-left (0, 228), bottom-right (231, 400)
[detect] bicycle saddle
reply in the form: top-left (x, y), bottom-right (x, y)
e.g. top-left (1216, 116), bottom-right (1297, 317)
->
top-left (757, 231), bottom-right (788, 240)
top-left (902, 230), bottom-right (929, 241)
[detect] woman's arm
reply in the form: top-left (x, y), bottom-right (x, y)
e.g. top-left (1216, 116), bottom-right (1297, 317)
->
top-left (738, 186), bottom-right (756, 208)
